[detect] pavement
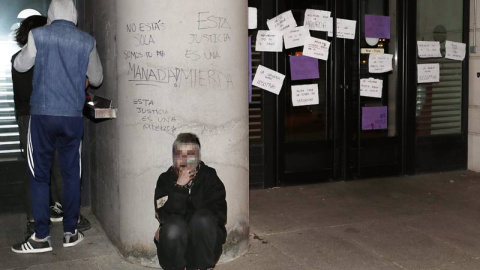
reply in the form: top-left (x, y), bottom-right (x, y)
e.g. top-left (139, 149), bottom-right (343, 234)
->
top-left (2, 170), bottom-right (480, 269)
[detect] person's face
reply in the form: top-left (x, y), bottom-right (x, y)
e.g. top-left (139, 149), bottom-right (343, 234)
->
top-left (173, 143), bottom-right (199, 171)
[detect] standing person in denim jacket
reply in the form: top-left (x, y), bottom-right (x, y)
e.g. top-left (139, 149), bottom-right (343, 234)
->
top-left (11, 0), bottom-right (103, 254)
top-left (11, 15), bottom-right (91, 239)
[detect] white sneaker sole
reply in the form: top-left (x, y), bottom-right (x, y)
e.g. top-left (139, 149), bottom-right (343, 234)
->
top-left (63, 233), bottom-right (84, 247)
top-left (11, 246), bottom-right (53, 254)
top-left (50, 217), bottom-right (63, 222)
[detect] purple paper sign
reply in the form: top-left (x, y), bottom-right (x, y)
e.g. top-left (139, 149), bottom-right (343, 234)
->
top-left (289, 55), bottom-right (319, 81)
top-left (362, 106), bottom-right (387, 130)
top-left (249, 36), bottom-right (252, 103)
top-left (365, 15), bottom-right (390, 39)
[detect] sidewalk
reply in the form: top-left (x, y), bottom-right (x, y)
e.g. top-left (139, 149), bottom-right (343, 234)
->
top-left (2, 170), bottom-right (480, 269)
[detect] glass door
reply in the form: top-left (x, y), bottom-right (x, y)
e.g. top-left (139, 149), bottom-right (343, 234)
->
top-left (280, 0), bottom-right (333, 183)
top-left (277, 0), bottom-right (403, 184)
top-left (410, 0), bottom-right (468, 172)
top-left (353, 0), bottom-right (402, 177)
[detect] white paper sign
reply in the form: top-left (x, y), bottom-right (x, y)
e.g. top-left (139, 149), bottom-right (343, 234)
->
top-left (361, 48), bottom-right (384, 54)
top-left (328, 18), bottom-right (357, 39)
top-left (248, 7), bottom-right (257, 29)
top-left (253, 65), bottom-right (286, 95)
top-left (255, 30), bottom-right (283, 52)
top-left (303, 36), bottom-right (331, 61)
top-left (417, 41), bottom-right (442, 58)
top-left (284, 26), bottom-right (310, 49)
top-left (445, 40), bottom-right (466, 61)
top-left (292, 84), bottom-right (319, 106)
top-left (369, 53), bottom-right (393, 73)
top-left (303, 9), bottom-right (331, 32)
top-left (360, 78), bottom-right (383, 98)
top-left (417, 63), bottom-right (440, 83)
top-left (267, 10), bottom-right (297, 33)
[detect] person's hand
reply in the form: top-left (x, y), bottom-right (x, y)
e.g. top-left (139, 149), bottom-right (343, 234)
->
top-left (176, 166), bottom-right (197, 186)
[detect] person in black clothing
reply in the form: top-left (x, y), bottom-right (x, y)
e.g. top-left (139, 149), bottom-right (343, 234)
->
top-left (154, 133), bottom-right (227, 270)
top-left (11, 15), bottom-right (90, 237)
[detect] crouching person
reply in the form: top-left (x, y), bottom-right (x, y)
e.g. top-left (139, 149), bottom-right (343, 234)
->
top-left (154, 133), bottom-right (227, 270)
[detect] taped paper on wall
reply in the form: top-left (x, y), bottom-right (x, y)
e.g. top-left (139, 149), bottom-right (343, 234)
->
top-left (328, 18), bottom-right (357, 39)
top-left (417, 63), bottom-right (440, 83)
top-left (291, 84), bottom-right (319, 107)
top-left (248, 7), bottom-right (257, 29)
top-left (290, 55), bottom-right (319, 81)
top-left (255, 30), bottom-right (283, 52)
top-left (417, 41), bottom-right (442, 58)
top-left (284, 26), bottom-right (310, 49)
top-left (445, 40), bottom-right (466, 61)
top-left (267, 10), bottom-right (297, 33)
top-left (365, 15), bottom-right (390, 39)
top-left (252, 65), bottom-right (286, 95)
top-left (360, 78), bottom-right (383, 98)
top-left (304, 9), bottom-right (331, 32)
top-left (362, 106), bottom-right (387, 130)
top-left (303, 36), bottom-right (331, 61)
top-left (368, 53), bottom-right (393, 73)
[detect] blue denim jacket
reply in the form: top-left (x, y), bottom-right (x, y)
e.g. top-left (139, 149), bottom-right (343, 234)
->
top-left (30, 20), bottom-right (94, 117)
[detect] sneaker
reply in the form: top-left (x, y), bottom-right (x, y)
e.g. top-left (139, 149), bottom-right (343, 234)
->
top-left (63, 229), bottom-right (84, 247)
top-left (77, 214), bottom-right (91, 232)
top-left (50, 202), bottom-right (63, 222)
top-left (11, 233), bottom-right (52, 254)
top-left (26, 219), bottom-right (53, 237)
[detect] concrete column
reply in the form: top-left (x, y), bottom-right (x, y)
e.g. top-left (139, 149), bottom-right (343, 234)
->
top-left (81, 0), bottom-right (249, 267)
top-left (469, 0), bottom-right (480, 172)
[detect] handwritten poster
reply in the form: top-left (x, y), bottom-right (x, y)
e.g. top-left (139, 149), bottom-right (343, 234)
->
top-left (303, 36), bottom-right (331, 61)
top-left (417, 41), bottom-right (442, 58)
top-left (328, 18), bottom-right (357, 39)
top-left (292, 84), bottom-right (319, 106)
top-left (304, 9), bottom-right (331, 32)
top-left (445, 40), bottom-right (466, 61)
top-left (267, 10), bottom-right (297, 33)
top-left (365, 15), bottom-right (390, 39)
top-left (362, 106), bottom-right (388, 130)
top-left (417, 63), bottom-right (440, 83)
top-left (368, 53), bottom-right (393, 73)
top-left (255, 30), bottom-right (283, 52)
top-left (248, 7), bottom-right (257, 29)
top-left (360, 78), bottom-right (383, 98)
top-left (290, 55), bottom-right (319, 81)
top-left (284, 26), bottom-right (310, 49)
top-left (252, 65), bottom-right (286, 95)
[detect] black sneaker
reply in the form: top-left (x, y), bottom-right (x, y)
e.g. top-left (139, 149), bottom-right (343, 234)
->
top-left (50, 202), bottom-right (63, 222)
top-left (63, 229), bottom-right (84, 247)
top-left (77, 214), bottom-right (91, 232)
top-left (11, 234), bottom-right (52, 254)
top-left (26, 219), bottom-right (53, 237)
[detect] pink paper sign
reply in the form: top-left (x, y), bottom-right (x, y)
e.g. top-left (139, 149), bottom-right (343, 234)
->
top-left (289, 55), bottom-right (319, 81)
top-left (365, 15), bottom-right (390, 39)
top-left (362, 106), bottom-right (387, 130)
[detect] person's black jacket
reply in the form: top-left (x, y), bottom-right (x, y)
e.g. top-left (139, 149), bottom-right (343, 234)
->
top-left (154, 162), bottom-right (227, 229)
top-left (11, 51), bottom-right (33, 116)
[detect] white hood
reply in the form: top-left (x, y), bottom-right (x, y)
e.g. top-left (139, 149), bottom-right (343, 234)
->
top-left (47, 0), bottom-right (77, 25)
